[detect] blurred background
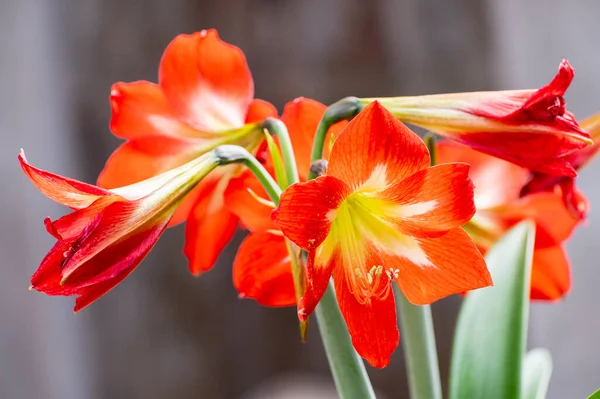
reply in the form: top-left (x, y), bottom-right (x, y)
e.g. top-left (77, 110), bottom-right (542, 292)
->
top-left (2, 0), bottom-right (600, 398)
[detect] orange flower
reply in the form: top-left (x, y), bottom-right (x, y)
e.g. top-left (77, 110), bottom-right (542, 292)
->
top-left (436, 141), bottom-right (582, 300)
top-left (227, 98), bottom-right (346, 306)
top-left (271, 102), bottom-right (491, 367)
top-left (366, 60), bottom-right (592, 177)
top-left (520, 112), bottom-right (600, 219)
top-left (20, 150), bottom-right (219, 311)
top-left (98, 30), bottom-right (276, 275)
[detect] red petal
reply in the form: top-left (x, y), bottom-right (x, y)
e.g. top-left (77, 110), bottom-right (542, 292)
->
top-left (281, 97), bottom-right (347, 180)
top-left (159, 30), bottom-right (253, 132)
top-left (333, 265), bottom-right (398, 368)
top-left (245, 99), bottom-right (278, 124)
top-left (380, 163), bottom-right (476, 238)
top-left (224, 170), bottom-right (274, 232)
top-left (394, 228), bottom-right (492, 305)
top-left (271, 176), bottom-right (351, 251)
top-left (233, 231), bottom-right (296, 307)
top-left (297, 248), bottom-right (337, 321)
top-left (328, 101), bottom-right (430, 188)
top-left (436, 141), bottom-right (530, 209)
top-left (530, 245), bottom-right (571, 301)
top-left (184, 180), bottom-right (239, 275)
top-left (109, 81), bottom-right (200, 139)
top-left (19, 150), bottom-right (111, 209)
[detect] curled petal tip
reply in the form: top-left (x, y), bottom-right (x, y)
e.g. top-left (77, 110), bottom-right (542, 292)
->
top-left (28, 285), bottom-right (34, 291)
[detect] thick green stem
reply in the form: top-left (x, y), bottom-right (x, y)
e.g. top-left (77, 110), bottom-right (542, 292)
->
top-left (315, 282), bottom-right (376, 399)
top-left (262, 118), bottom-right (299, 186)
top-left (308, 97), bottom-right (362, 180)
top-left (395, 285), bottom-right (442, 399)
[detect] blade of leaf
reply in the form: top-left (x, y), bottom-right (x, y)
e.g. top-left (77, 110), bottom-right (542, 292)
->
top-left (521, 348), bottom-right (552, 399)
top-left (588, 389), bottom-right (600, 399)
top-left (449, 221), bottom-right (536, 399)
top-left (263, 129), bottom-right (288, 189)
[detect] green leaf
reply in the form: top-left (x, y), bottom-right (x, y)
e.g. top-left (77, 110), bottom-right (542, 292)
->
top-left (449, 221), bottom-right (536, 399)
top-left (521, 349), bottom-right (552, 399)
top-left (587, 389), bottom-right (600, 399)
top-left (263, 129), bottom-right (288, 189)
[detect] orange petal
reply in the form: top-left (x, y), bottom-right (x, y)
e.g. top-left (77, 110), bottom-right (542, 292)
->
top-left (233, 232), bottom-right (296, 307)
top-left (394, 227), bottom-right (492, 305)
top-left (271, 176), bottom-right (351, 252)
top-left (224, 170), bottom-right (274, 232)
top-left (245, 98), bottom-right (278, 124)
top-left (328, 101), bottom-right (430, 188)
top-left (530, 245), bottom-right (571, 301)
top-left (297, 248), bottom-right (338, 321)
top-left (333, 266), bottom-right (398, 368)
top-left (184, 180), bottom-right (239, 275)
top-left (19, 150), bottom-right (111, 209)
top-left (159, 30), bottom-right (253, 132)
top-left (109, 81), bottom-right (200, 139)
top-left (436, 141), bottom-right (530, 209)
top-left (381, 163), bottom-right (476, 238)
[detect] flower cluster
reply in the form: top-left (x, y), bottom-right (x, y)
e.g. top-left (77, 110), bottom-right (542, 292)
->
top-left (21, 29), bottom-right (595, 368)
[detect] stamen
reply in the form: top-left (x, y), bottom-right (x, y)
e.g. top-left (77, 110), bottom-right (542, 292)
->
top-left (246, 187), bottom-right (276, 208)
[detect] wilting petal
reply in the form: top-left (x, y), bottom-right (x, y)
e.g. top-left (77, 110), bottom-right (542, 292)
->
top-left (271, 176), bottom-right (351, 251)
top-left (297, 248), bottom-right (338, 321)
top-left (184, 180), bottom-right (239, 275)
top-left (225, 171), bottom-right (274, 232)
top-left (159, 30), bottom-right (253, 132)
top-left (281, 97), bottom-right (347, 179)
top-left (380, 163), bottom-right (475, 237)
top-left (333, 266), bottom-right (398, 369)
top-left (328, 102), bottom-right (430, 190)
top-left (245, 99), bottom-right (278, 124)
top-left (19, 150), bottom-right (111, 209)
top-left (109, 81), bottom-right (201, 139)
top-left (436, 141), bottom-right (530, 209)
top-left (530, 245), bottom-right (571, 301)
top-left (393, 228), bottom-right (491, 305)
top-left (233, 231), bottom-right (296, 307)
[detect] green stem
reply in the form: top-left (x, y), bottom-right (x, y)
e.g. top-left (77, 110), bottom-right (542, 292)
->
top-left (394, 285), bottom-right (442, 399)
top-left (308, 97), bottom-right (362, 180)
top-left (262, 118), bottom-right (299, 186)
top-left (424, 132), bottom-right (437, 166)
top-left (315, 282), bottom-right (376, 399)
top-left (214, 145), bottom-right (281, 204)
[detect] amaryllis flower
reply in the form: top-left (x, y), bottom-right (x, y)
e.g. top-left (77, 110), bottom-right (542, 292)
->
top-left (365, 60), bottom-right (592, 177)
top-left (97, 29), bottom-right (276, 275)
top-left (20, 149), bottom-right (219, 311)
top-left (227, 98), bottom-right (346, 306)
top-left (271, 102), bottom-right (491, 367)
top-left (436, 141), bottom-right (582, 300)
top-left (521, 112), bottom-right (600, 219)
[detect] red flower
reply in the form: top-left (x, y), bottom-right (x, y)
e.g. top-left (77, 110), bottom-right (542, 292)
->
top-left (521, 112), bottom-right (600, 219)
top-left (227, 98), bottom-right (346, 306)
top-left (368, 60), bottom-right (592, 176)
top-left (20, 150), bottom-right (219, 311)
top-left (97, 30), bottom-right (276, 275)
top-left (437, 141), bottom-right (582, 300)
top-left (271, 102), bottom-right (491, 367)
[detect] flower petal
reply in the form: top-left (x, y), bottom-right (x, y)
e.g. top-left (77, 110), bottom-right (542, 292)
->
top-left (328, 101), bottom-right (430, 189)
top-left (281, 97), bottom-right (347, 180)
top-left (109, 81), bottom-right (201, 139)
top-left (233, 231), bottom-right (296, 307)
top-left (436, 141), bottom-right (530, 209)
top-left (19, 150), bottom-right (111, 209)
top-left (297, 248), bottom-right (337, 321)
top-left (184, 180), bottom-right (239, 275)
top-left (159, 30), bottom-right (253, 132)
top-left (530, 245), bottom-right (571, 301)
top-left (224, 171), bottom-right (274, 232)
top-left (394, 227), bottom-right (492, 305)
top-left (380, 163), bottom-right (476, 238)
top-left (333, 265), bottom-right (398, 368)
top-left (245, 98), bottom-right (278, 124)
top-left (271, 176), bottom-right (351, 251)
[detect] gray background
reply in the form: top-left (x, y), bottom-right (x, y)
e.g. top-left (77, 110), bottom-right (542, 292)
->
top-left (1, 1), bottom-right (599, 398)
